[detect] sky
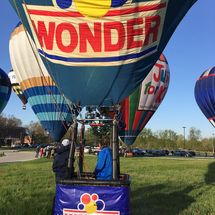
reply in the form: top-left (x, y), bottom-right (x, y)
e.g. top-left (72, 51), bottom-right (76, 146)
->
top-left (0, 0), bottom-right (215, 138)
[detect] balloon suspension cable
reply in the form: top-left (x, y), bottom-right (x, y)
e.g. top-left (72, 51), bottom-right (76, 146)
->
top-left (22, 0), bottom-right (80, 121)
top-left (14, 1), bottom-right (77, 132)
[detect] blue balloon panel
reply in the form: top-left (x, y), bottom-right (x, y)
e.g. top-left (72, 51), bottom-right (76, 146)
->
top-left (0, 68), bottom-right (11, 114)
top-left (195, 67), bottom-right (215, 127)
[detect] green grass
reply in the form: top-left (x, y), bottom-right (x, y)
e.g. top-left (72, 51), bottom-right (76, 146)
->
top-left (0, 156), bottom-right (215, 215)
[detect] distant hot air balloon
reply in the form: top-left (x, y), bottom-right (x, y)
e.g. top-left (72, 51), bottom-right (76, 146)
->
top-left (119, 54), bottom-right (170, 145)
top-left (9, 23), bottom-right (74, 142)
top-left (9, 0), bottom-right (197, 107)
top-left (0, 68), bottom-right (11, 114)
top-left (8, 69), bottom-right (28, 110)
top-left (194, 67), bottom-right (215, 127)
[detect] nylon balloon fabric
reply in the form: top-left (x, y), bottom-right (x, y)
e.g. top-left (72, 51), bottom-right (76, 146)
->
top-left (194, 67), bottom-right (215, 127)
top-left (119, 54), bottom-right (170, 145)
top-left (9, 23), bottom-right (73, 142)
top-left (9, 0), bottom-right (197, 107)
top-left (0, 68), bottom-right (11, 114)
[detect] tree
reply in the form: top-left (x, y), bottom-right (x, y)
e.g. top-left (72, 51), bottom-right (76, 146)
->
top-left (187, 127), bottom-right (202, 150)
top-left (188, 127), bottom-right (201, 141)
top-left (28, 121), bottom-right (51, 144)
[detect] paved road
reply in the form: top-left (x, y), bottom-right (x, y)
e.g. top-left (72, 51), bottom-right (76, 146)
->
top-left (0, 150), bottom-right (37, 163)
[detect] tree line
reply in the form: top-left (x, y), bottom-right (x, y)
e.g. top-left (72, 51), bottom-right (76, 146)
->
top-left (0, 114), bottom-right (214, 152)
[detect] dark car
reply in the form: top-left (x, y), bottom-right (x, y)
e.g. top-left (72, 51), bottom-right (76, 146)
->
top-left (172, 150), bottom-right (193, 157)
top-left (188, 151), bottom-right (196, 156)
top-left (132, 148), bottom-right (145, 156)
top-left (144, 149), bottom-right (165, 157)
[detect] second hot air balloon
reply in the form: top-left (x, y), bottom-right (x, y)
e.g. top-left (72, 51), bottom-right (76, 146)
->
top-left (195, 67), bottom-right (215, 127)
top-left (119, 54), bottom-right (170, 145)
top-left (9, 23), bottom-right (73, 142)
top-left (8, 69), bottom-right (28, 110)
top-left (0, 68), bottom-right (11, 114)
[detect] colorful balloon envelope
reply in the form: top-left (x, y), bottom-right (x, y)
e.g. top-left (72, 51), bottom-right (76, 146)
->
top-left (119, 54), bottom-right (170, 145)
top-left (8, 69), bottom-right (28, 109)
top-left (9, 23), bottom-right (73, 142)
top-left (0, 68), bottom-right (11, 114)
top-left (9, 0), bottom-right (196, 107)
top-left (194, 67), bottom-right (215, 127)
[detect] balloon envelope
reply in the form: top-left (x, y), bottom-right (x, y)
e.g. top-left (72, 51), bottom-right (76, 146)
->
top-left (119, 54), bottom-right (170, 145)
top-left (9, 0), bottom-right (196, 107)
top-left (0, 68), bottom-right (11, 114)
top-left (194, 67), bottom-right (215, 127)
top-left (8, 69), bottom-right (28, 109)
top-left (9, 23), bottom-right (73, 142)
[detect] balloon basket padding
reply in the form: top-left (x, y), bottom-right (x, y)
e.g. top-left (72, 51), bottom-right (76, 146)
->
top-left (57, 172), bottom-right (131, 186)
top-left (54, 173), bottom-right (131, 215)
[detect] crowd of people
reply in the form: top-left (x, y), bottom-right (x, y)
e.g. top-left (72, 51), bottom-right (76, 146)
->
top-left (35, 145), bottom-right (55, 159)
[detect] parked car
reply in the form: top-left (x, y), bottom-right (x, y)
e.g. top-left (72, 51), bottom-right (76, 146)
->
top-left (132, 148), bottom-right (146, 156)
top-left (84, 146), bottom-right (91, 153)
top-left (172, 150), bottom-right (193, 157)
top-left (91, 146), bottom-right (100, 155)
top-left (145, 149), bottom-right (167, 157)
top-left (187, 150), bottom-right (196, 156)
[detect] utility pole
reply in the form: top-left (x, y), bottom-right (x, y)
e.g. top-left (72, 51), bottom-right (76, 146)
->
top-left (183, 126), bottom-right (186, 149)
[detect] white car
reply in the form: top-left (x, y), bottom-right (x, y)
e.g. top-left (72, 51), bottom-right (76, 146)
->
top-left (84, 146), bottom-right (91, 153)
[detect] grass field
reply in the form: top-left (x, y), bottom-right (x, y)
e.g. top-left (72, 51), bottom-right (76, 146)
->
top-left (0, 156), bottom-right (215, 215)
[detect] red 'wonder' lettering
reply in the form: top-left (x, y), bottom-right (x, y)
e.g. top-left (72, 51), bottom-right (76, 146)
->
top-left (32, 15), bottom-right (160, 53)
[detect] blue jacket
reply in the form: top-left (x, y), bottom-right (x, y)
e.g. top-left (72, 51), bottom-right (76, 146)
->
top-left (95, 147), bottom-right (113, 180)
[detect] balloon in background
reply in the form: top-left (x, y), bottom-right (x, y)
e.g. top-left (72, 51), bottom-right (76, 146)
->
top-left (194, 67), bottom-right (215, 127)
top-left (9, 0), bottom-right (197, 107)
top-left (0, 68), bottom-right (11, 114)
top-left (119, 54), bottom-right (170, 145)
top-left (8, 69), bottom-right (28, 110)
top-left (9, 23), bottom-right (74, 142)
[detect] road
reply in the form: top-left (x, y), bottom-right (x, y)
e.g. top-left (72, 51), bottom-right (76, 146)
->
top-left (0, 150), bottom-right (37, 163)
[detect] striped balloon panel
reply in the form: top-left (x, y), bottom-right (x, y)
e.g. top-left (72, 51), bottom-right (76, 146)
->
top-left (9, 23), bottom-right (73, 142)
top-left (0, 68), bottom-right (11, 114)
top-left (119, 85), bottom-right (155, 145)
top-left (22, 77), bottom-right (72, 141)
top-left (195, 67), bottom-right (215, 127)
top-left (119, 110), bottom-right (154, 145)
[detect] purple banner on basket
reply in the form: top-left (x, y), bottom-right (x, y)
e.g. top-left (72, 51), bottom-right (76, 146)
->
top-left (54, 184), bottom-right (130, 215)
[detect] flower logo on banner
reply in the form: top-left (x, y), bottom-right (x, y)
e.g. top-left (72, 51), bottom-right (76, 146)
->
top-left (77, 193), bottom-right (105, 214)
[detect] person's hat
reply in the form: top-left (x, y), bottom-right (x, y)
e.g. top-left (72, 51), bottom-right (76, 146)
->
top-left (61, 139), bottom-right (71, 147)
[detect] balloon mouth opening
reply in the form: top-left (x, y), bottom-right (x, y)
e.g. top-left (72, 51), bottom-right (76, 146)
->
top-left (119, 136), bottom-right (137, 145)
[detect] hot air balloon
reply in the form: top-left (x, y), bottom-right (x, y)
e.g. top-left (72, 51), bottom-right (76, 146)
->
top-left (8, 69), bottom-right (28, 109)
top-left (195, 67), bottom-right (215, 127)
top-left (0, 68), bottom-right (11, 114)
top-left (9, 0), bottom-right (197, 107)
top-left (119, 54), bottom-right (170, 145)
top-left (9, 23), bottom-right (74, 142)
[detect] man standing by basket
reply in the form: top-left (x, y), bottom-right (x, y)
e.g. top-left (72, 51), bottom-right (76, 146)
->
top-left (94, 138), bottom-right (113, 180)
top-left (52, 139), bottom-right (71, 181)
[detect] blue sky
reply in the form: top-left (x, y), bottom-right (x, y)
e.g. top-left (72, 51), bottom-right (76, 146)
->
top-left (1, 0), bottom-right (215, 138)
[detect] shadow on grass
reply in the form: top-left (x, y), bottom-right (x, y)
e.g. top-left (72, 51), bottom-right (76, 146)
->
top-left (131, 184), bottom-right (195, 215)
top-left (205, 161), bottom-right (215, 184)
